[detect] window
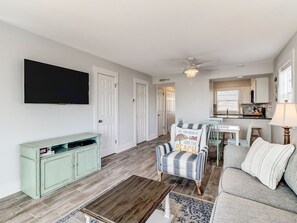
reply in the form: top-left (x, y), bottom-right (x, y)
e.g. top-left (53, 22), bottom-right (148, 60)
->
top-left (278, 62), bottom-right (294, 103)
top-left (216, 90), bottom-right (239, 113)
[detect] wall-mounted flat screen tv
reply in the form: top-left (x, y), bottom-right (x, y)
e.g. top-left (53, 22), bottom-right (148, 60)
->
top-left (24, 59), bottom-right (89, 104)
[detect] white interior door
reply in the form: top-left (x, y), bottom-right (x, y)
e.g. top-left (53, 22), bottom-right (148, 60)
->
top-left (97, 74), bottom-right (116, 157)
top-left (136, 83), bottom-right (146, 143)
top-left (158, 88), bottom-right (165, 136)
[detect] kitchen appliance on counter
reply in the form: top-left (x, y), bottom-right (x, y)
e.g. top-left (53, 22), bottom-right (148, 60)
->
top-left (242, 105), bottom-right (266, 118)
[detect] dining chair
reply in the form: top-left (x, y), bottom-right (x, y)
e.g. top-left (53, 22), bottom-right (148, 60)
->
top-left (208, 117), bottom-right (231, 146)
top-left (208, 117), bottom-right (223, 124)
top-left (227, 121), bottom-right (252, 147)
top-left (200, 120), bottom-right (222, 166)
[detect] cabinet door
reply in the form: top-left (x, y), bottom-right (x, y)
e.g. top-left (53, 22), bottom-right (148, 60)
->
top-left (255, 77), bottom-right (269, 103)
top-left (41, 153), bottom-right (74, 195)
top-left (75, 145), bottom-right (98, 179)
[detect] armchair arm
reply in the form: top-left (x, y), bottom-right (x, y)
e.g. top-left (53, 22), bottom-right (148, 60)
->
top-left (224, 145), bottom-right (250, 170)
top-left (156, 142), bottom-right (173, 171)
top-left (195, 146), bottom-right (208, 181)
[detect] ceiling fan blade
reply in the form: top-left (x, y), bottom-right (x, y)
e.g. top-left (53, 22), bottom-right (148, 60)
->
top-left (161, 67), bottom-right (185, 71)
top-left (159, 58), bottom-right (189, 65)
top-left (195, 60), bottom-right (219, 68)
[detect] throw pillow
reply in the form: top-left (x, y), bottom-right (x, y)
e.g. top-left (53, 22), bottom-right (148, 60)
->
top-left (174, 127), bottom-right (202, 153)
top-left (284, 148), bottom-right (297, 195)
top-left (241, 137), bottom-right (295, 190)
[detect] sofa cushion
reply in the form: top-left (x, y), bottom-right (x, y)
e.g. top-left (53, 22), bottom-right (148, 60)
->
top-left (161, 151), bottom-right (197, 179)
top-left (210, 192), bottom-right (297, 223)
top-left (241, 137), bottom-right (295, 189)
top-left (285, 148), bottom-right (297, 195)
top-left (220, 168), bottom-right (297, 214)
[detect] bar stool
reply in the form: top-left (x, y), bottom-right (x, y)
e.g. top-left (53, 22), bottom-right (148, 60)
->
top-left (251, 127), bottom-right (262, 144)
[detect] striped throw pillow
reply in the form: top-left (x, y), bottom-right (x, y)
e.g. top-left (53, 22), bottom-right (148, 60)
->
top-left (241, 137), bottom-right (295, 190)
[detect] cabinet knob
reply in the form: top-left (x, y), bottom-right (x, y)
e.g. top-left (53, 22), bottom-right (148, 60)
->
top-left (98, 120), bottom-right (103, 123)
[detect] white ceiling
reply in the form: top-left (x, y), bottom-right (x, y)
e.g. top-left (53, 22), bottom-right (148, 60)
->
top-left (0, 0), bottom-right (297, 76)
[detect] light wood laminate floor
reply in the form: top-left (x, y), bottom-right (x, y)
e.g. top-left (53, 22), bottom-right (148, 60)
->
top-left (0, 135), bottom-right (222, 223)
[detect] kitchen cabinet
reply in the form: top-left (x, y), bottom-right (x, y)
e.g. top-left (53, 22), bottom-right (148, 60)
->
top-left (253, 77), bottom-right (269, 103)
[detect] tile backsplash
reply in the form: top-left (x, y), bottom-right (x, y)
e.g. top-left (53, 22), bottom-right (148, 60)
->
top-left (241, 103), bottom-right (272, 118)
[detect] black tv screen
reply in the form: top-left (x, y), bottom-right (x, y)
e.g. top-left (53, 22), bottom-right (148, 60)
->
top-left (24, 59), bottom-right (89, 104)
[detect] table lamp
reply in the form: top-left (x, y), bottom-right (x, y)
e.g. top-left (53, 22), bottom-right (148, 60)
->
top-left (269, 100), bottom-right (297, 144)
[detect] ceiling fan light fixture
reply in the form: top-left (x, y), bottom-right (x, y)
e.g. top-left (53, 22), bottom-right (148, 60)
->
top-left (184, 67), bottom-right (198, 78)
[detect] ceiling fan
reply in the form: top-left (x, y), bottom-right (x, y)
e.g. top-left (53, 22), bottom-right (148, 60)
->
top-left (166, 57), bottom-right (218, 78)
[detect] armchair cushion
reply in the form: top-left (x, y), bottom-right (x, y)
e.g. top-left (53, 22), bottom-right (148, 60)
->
top-left (171, 123), bottom-right (210, 151)
top-left (174, 127), bottom-right (202, 153)
top-left (161, 151), bottom-right (198, 177)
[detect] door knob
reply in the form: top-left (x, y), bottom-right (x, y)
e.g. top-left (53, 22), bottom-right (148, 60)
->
top-left (98, 120), bottom-right (103, 123)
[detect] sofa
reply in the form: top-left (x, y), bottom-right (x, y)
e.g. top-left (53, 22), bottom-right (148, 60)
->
top-left (210, 144), bottom-right (297, 223)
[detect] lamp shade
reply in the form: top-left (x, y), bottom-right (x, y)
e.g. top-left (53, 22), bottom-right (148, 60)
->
top-left (184, 67), bottom-right (198, 78)
top-left (269, 102), bottom-right (297, 127)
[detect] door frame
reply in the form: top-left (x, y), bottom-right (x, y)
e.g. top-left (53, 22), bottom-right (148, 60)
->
top-left (133, 78), bottom-right (149, 144)
top-left (156, 84), bottom-right (176, 135)
top-left (93, 66), bottom-right (119, 154)
top-left (156, 86), bottom-right (166, 136)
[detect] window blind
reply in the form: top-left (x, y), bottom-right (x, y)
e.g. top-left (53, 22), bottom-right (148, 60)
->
top-left (278, 63), bottom-right (293, 103)
top-left (216, 90), bottom-right (239, 112)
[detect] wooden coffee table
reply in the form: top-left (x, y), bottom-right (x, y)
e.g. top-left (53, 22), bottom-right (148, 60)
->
top-left (81, 175), bottom-right (174, 223)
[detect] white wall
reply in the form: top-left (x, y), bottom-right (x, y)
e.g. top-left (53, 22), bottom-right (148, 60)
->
top-left (272, 31), bottom-right (297, 144)
top-left (0, 21), bottom-right (156, 198)
top-left (153, 61), bottom-right (273, 123)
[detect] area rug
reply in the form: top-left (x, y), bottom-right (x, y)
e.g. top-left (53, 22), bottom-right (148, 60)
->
top-left (57, 191), bottom-right (213, 223)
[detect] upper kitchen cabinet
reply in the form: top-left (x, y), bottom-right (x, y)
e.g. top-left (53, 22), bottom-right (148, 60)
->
top-left (252, 77), bottom-right (269, 103)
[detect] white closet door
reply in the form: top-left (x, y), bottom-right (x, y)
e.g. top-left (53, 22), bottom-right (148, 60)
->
top-left (97, 74), bottom-right (116, 157)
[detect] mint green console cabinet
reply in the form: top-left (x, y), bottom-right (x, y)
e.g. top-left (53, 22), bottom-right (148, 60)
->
top-left (41, 152), bottom-right (74, 195)
top-left (20, 133), bottom-right (101, 199)
top-left (74, 144), bottom-right (98, 179)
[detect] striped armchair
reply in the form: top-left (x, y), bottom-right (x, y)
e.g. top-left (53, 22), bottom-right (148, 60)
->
top-left (156, 123), bottom-right (210, 195)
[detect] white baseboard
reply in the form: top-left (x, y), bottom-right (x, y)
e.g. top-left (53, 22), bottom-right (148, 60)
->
top-left (0, 183), bottom-right (20, 199)
top-left (148, 133), bottom-right (158, 141)
top-left (117, 141), bottom-right (136, 153)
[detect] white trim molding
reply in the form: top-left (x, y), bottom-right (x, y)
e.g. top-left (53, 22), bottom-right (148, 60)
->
top-left (148, 133), bottom-right (158, 141)
top-left (133, 78), bottom-right (149, 145)
top-left (117, 141), bottom-right (137, 153)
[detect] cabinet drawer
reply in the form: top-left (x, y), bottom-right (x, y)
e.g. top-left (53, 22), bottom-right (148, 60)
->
top-left (75, 145), bottom-right (98, 179)
top-left (41, 152), bottom-right (74, 195)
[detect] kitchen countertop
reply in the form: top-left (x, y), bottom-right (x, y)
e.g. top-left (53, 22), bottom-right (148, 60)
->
top-left (211, 115), bottom-right (272, 120)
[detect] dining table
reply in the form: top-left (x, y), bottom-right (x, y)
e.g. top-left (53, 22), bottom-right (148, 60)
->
top-left (217, 124), bottom-right (240, 145)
